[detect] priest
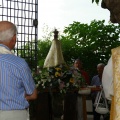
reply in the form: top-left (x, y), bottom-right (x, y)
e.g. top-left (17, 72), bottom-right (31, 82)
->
top-left (102, 46), bottom-right (120, 120)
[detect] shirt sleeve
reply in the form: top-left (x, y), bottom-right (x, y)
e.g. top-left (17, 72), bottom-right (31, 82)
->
top-left (91, 76), bottom-right (96, 86)
top-left (20, 65), bottom-right (36, 95)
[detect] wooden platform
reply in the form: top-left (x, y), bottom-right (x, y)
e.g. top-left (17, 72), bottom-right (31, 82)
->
top-left (29, 87), bottom-right (101, 120)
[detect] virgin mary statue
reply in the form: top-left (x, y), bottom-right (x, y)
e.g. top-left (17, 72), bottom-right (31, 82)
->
top-left (44, 29), bottom-right (65, 68)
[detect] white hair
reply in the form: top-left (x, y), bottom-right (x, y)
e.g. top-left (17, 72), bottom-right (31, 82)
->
top-left (0, 24), bottom-right (17, 42)
top-left (97, 63), bottom-right (105, 67)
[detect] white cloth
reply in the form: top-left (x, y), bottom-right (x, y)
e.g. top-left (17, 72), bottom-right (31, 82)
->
top-left (102, 56), bottom-right (113, 100)
top-left (0, 45), bottom-right (13, 54)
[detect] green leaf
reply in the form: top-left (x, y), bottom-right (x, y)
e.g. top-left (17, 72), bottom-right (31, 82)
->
top-left (92, 0), bottom-right (100, 4)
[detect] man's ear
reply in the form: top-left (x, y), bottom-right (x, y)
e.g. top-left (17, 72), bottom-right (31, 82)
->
top-left (12, 34), bottom-right (17, 42)
top-left (9, 34), bottom-right (16, 50)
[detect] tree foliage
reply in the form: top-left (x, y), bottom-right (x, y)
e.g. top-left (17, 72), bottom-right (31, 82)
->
top-left (92, 0), bottom-right (100, 4)
top-left (37, 39), bottom-right (51, 66)
top-left (60, 20), bottom-right (120, 77)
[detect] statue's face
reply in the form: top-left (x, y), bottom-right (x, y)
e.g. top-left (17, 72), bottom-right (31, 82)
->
top-left (110, 5), bottom-right (120, 23)
top-left (102, 0), bottom-right (120, 23)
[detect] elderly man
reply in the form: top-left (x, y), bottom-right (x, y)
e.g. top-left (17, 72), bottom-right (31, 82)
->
top-left (91, 63), bottom-right (105, 120)
top-left (0, 21), bottom-right (37, 120)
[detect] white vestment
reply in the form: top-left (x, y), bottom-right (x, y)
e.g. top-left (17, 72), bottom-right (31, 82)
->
top-left (102, 46), bottom-right (120, 120)
top-left (102, 57), bottom-right (113, 100)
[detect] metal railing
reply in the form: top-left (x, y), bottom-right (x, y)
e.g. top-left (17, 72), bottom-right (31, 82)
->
top-left (0, 0), bottom-right (38, 69)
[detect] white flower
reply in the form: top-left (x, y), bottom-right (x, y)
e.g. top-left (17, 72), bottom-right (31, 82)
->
top-left (36, 84), bottom-right (39, 87)
top-left (38, 81), bottom-right (41, 84)
top-left (41, 79), bottom-right (47, 82)
top-left (63, 89), bottom-right (66, 93)
top-left (66, 83), bottom-right (69, 87)
top-left (72, 74), bottom-right (75, 77)
top-left (58, 79), bottom-right (61, 83)
top-left (48, 78), bottom-right (51, 82)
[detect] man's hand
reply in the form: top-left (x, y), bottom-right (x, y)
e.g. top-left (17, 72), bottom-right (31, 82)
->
top-left (25, 89), bottom-right (37, 101)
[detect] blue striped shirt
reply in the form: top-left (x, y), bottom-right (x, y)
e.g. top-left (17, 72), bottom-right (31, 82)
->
top-left (90, 75), bottom-right (101, 99)
top-left (91, 75), bottom-right (102, 86)
top-left (0, 46), bottom-right (36, 110)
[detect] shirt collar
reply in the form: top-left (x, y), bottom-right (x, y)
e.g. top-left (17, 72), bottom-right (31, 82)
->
top-left (0, 44), bottom-right (10, 51)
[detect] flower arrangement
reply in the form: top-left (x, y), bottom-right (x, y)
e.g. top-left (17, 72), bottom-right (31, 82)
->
top-left (32, 64), bottom-right (87, 94)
